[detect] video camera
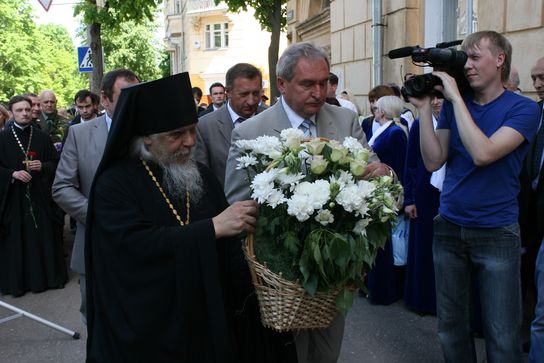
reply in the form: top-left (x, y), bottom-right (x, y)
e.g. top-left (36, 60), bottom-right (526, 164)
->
top-left (388, 40), bottom-right (469, 100)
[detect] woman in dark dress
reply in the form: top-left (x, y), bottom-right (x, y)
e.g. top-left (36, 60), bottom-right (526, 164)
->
top-left (366, 95), bottom-right (408, 305)
top-left (403, 95), bottom-right (444, 314)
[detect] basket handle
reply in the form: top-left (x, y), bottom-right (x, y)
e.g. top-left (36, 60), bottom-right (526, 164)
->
top-left (245, 232), bottom-right (255, 257)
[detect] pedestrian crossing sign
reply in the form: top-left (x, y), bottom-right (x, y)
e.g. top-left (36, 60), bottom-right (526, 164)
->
top-left (78, 47), bottom-right (93, 73)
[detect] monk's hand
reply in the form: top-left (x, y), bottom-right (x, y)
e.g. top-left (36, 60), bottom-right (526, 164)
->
top-left (362, 162), bottom-right (394, 179)
top-left (213, 200), bottom-right (260, 238)
top-left (12, 170), bottom-right (32, 183)
top-left (27, 160), bottom-right (42, 172)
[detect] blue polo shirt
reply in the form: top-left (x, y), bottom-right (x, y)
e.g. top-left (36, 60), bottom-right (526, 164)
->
top-left (437, 90), bottom-right (540, 228)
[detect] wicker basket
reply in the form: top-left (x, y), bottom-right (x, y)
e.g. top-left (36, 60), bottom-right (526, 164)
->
top-left (242, 233), bottom-right (340, 332)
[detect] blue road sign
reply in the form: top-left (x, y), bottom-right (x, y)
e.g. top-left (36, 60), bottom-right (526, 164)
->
top-left (78, 47), bottom-right (93, 73)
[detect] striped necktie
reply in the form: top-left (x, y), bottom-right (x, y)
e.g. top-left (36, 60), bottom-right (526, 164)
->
top-left (299, 119), bottom-right (312, 137)
top-left (234, 117), bottom-right (246, 128)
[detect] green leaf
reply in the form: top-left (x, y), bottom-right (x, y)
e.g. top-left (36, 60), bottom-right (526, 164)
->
top-left (283, 231), bottom-right (299, 254)
top-left (335, 288), bottom-right (355, 317)
top-left (303, 274), bottom-right (319, 296)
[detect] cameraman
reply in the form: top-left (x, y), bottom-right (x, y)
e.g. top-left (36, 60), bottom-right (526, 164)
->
top-left (408, 30), bottom-right (540, 362)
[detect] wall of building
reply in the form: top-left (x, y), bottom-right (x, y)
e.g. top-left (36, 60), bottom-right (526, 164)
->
top-left (478, 0), bottom-right (544, 99)
top-left (164, 1), bottom-right (287, 101)
top-left (330, 0), bottom-right (422, 116)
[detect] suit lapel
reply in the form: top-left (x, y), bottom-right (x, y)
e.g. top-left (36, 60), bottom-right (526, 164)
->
top-left (216, 106), bottom-right (234, 144)
top-left (271, 102), bottom-right (294, 135)
top-left (92, 116), bottom-right (108, 159)
top-left (316, 105), bottom-right (338, 139)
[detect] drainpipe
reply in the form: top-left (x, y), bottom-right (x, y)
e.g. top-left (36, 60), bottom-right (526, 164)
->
top-left (372, 0), bottom-right (384, 87)
top-left (466, 0), bottom-right (474, 34)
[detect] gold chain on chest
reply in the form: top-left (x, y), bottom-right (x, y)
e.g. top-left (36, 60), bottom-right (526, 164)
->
top-left (141, 158), bottom-right (190, 225)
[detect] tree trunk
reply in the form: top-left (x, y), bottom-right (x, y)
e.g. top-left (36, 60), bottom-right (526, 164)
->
top-left (268, 0), bottom-right (282, 103)
top-left (89, 22), bottom-right (104, 94)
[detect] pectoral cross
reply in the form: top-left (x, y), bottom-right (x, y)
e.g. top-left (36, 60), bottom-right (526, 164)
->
top-left (22, 159), bottom-right (31, 170)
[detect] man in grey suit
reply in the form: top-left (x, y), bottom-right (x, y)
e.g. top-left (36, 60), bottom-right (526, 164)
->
top-left (224, 43), bottom-right (392, 363)
top-left (194, 63), bottom-right (264, 187)
top-left (52, 69), bottom-right (139, 322)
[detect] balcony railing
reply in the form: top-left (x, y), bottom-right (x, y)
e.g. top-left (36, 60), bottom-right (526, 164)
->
top-left (187, 0), bottom-right (227, 12)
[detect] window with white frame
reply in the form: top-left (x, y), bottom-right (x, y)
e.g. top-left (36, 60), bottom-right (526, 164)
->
top-left (205, 23), bottom-right (229, 49)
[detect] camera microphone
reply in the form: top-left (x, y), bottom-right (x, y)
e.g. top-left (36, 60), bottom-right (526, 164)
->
top-left (387, 46), bottom-right (418, 59)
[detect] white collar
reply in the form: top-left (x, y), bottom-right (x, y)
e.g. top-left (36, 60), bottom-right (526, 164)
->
top-left (368, 120), bottom-right (393, 147)
top-left (13, 122), bottom-right (30, 130)
top-left (280, 96), bottom-right (316, 129)
top-left (227, 102), bottom-right (254, 124)
top-left (105, 112), bottom-right (112, 132)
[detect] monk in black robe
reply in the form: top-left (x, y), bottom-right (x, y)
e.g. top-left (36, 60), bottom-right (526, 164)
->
top-left (0, 95), bottom-right (66, 297)
top-left (86, 73), bottom-right (291, 362)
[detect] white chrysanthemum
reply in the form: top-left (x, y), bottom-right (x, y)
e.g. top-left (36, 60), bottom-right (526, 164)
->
top-left (287, 194), bottom-right (315, 222)
top-left (235, 139), bottom-right (254, 151)
top-left (253, 135), bottom-right (282, 159)
top-left (266, 189), bottom-right (287, 208)
top-left (315, 209), bottom-right (334, 226)
top-left (342, 136), bottom-right (364, 152)
top-left (353, 218), bottom-right (371, 236)
top-left (286, 180), bottom-right (331, 221)
top-left (335, 184), bottom-right (363, 213)
top-left (329, 170), bottom-right (354, 189)
top-left (236, 155), bottom-right (258, 169)
top-left (356, 180), bottom-right (377, 199)
top-left (280, 128), bottom-right (304, 149)
top-left (250, 169), bottom-right (278, 203)
top-left (276, 171), bottom-right (305, 192)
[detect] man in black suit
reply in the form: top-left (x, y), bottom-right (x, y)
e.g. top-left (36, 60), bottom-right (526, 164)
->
top-left (198, 82), bottom-right (226, 117)
top-left (520, 57), bottom-right (544, 358)
top-left (194, 63), bottom-right (264, 187)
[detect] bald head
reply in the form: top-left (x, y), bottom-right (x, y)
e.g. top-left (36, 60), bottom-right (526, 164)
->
top-left (506, 66), bottom-right (520, 92)
top-left (39, 90), bottom-right (58, 115)
top-left (531, 57), bottom-right (544, 101)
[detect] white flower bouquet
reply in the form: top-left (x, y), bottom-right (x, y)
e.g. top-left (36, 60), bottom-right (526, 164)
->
top-left (236, 128), bottom-right (403, 325)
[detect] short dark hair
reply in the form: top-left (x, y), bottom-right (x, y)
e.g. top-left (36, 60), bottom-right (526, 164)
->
top-left (368, 85), bottom-right (395, 102)
top-left (8, 95), bottom-right (32, 111)
top-left (74, 89), bottom-right (99, 104)
top-left (192, 87), bottom-right (203, 98)
top-left (23, 93), bottom-right (38, 98)
top-left (225, 63), bottom-right (262, 89)
top-left (209, 82), bottom-right (225, 95)
top-left (101, 69), bottom-right (140, 101)
top-left (328, 72), bottom-right (339, 85)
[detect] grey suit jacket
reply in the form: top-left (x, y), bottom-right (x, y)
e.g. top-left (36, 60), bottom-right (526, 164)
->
top-left (224, 101), bottom-right (377, 204)
top-left (193, 105), bottom-right (235, 188)
top-left (52, 115), bottom-right (108, 274)
top-left (194, 104), bottom-right (265, 188)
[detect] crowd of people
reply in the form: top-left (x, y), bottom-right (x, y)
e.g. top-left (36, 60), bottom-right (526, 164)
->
top-left (0, 29), bottom-right (543, 362)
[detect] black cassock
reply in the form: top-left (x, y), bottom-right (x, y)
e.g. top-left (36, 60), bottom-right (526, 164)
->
top-left (85, 159), bottom-right (296, 363)
top-left (0, 125), bottom-right (66, 297)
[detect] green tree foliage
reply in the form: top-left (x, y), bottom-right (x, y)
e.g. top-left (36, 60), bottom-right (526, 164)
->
top-left (217, 0), bottom-right (286, 99)
top-left (36, 24), bottom-right (88, 106)
top-left (0, 0), bottom-right (86, 106)
top-left (100, 19), bottom-right (163, 81)
top-left (74, 0), bottom-right (163, 91)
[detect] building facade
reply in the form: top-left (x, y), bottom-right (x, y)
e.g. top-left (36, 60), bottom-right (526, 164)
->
top-left (287, 0), bottom-right (544, 116)
top-left (163, 0), bottom-right (287, 101)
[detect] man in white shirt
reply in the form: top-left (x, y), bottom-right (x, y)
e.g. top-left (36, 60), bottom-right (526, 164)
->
top-left (327, 72), bottom-right (358, 115)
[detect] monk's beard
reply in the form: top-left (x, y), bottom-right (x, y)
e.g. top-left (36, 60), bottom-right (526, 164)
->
top-left (160, 159), bottom-right (203, 206)
top-left (133, 137), bottom-right (204, 205)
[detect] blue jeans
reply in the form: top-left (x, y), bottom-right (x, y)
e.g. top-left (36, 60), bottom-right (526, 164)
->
top-left (433, 215), bottom-right (523, 363)
top-left (529, 240), bottom-right (544, 363)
